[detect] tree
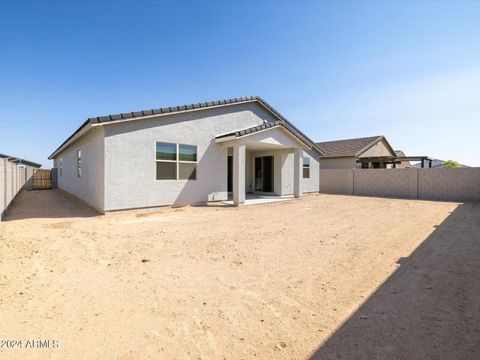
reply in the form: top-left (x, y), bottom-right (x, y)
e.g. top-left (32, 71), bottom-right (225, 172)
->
top-left (442, 160), bottom-right (460, 168)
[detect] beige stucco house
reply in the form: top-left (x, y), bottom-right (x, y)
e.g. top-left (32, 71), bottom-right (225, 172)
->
top-left (316, 136), bottom-right (397, 169)
top-left (315, 136), bottom-right (421, 169)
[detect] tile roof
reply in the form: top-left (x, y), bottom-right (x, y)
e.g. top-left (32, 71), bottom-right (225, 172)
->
top-left (216, 121), bottom-right (283, 139)
top-left (49, 96), bottom-right (323, 159)
top-left (315, 136), bottom-right (384, 158)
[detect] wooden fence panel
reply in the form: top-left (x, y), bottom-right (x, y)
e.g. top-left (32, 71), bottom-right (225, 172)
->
top-left (33, 169), bottom-right (52, 190)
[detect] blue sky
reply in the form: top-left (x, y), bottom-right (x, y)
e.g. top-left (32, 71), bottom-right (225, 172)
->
top-left (1, 0), bottom-right (479, 166)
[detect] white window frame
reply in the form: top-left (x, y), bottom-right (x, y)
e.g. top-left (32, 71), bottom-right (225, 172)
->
top-left (155, 142), bottom-right (197, 181)
top-left (77, 150), bottom-right (82, 178)
top-left (303, 156), bottom-right (310, 179)
top-left (59, 157), bottom-right (63, 177)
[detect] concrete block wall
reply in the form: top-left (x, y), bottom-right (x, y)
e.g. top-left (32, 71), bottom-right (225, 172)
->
top-left (0, 159), bottom-right (5, 214)
top-left (320, 168), bottom-right (480, 202)
top-left (418, 168), bottom-right (480, 202)
top-left (354, 168), bottom-right (418, 199)
top-left (0, 159), bottom-right (35, 220)
top-left (319, 169), bottom-right (354, 195)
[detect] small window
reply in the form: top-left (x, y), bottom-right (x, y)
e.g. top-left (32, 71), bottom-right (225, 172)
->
top-left (77, 150), bottom-right (82, 178)
top-left (155, 142), bottom-right (197, 180)
top-left (59, 157), bottom-right (63, 177)
top-left (303, 156), bottom-right (310, 179)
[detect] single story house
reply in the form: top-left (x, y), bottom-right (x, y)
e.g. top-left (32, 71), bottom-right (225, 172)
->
top-left (49, 96), bottom-right (323, 212)
top-left (394, 150), bottom-right (412, 168)
top-left (315, 135), bottom-right (429, 169)
top-left (1, 153), bottom-right (42, 220)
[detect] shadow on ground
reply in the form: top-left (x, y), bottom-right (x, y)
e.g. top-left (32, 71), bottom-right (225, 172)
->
top-left (309, 202), bottom-right (480, 360)
top-left (4, 189), bottom-right (99, 220)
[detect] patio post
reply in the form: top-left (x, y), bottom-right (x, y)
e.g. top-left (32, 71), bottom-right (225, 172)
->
top-left (293, 148), bottom-right (303, 198)
top-left (232, 140), bottom-right (246, 206)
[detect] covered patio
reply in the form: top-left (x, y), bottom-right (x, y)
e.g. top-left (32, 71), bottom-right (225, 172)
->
top-left (215, 121), bottom-right (311, 206)
top-left (222, 193), bottom-right (295, 206)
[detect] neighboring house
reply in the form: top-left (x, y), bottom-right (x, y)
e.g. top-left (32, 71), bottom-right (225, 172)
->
top-left (0, 153), bottom-right (42, 220)
top-left (316, 135), bottom-right (398, 169)
top-left (49, 96), bottom-right (323, 212)
top-left (315, 135), bottom-right (430, 169)
top-left (394, 150), bottom-right (412, 168)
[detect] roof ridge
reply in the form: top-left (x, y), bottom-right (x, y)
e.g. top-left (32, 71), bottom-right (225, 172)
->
top-left (315, 135), bottom-right (388, 158)
top-left (316, 135), bottom-right (383, 145)
top-left (87, 96), bottom-right (261, 123)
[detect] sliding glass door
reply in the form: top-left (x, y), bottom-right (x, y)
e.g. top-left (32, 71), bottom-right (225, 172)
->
top-left (254, 156), bottom-right (274, 193)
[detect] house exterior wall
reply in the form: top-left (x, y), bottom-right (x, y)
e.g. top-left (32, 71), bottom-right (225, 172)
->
top-left (103, 102), bottom-right (279, 210)
top-left (303, 149), bottom-right (320, 193)
top-left (320, 157), bottom-right (356, 169)
top-left (397, 160), bottom-right (412, 169)
top-left (247, 149), bottom-right (285, 195)
top-left (245, 148), bottom-right (319, 196)
top-left (358, 139), bottom-right (394, 158)
top-left (243, 128), bottom-right (320, 195)
top-left (53, 127), bottom-right (105, 211)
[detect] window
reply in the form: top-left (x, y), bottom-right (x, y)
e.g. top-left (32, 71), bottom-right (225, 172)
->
top-left (59, 157), bottom-right (63, 177)
top-left (303, 156), bottom-right (310, 178)
top-left (156, 142), bottom-right (197, 180)
top-left (77, 150), bottom-right (82, 178)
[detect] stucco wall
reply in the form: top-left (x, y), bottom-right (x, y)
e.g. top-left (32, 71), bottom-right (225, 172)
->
top-left (103, 102), bottom-right (277, 210)
top-left (54, 127), bottom-right (105, 211)
top-left (247, 149), bottom-right (286, 195)
top-left (303, 149), bottom-right (320, 193)
top-left (358, 139), bottom-right (394, 158)
top-left (320, 168), bottom-right (480, 202)
top-left (320, 157), bottom-right (356, 170)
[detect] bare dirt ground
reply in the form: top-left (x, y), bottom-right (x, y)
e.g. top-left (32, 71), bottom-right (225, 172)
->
top-left (0, 190), bottom-right (478, 360)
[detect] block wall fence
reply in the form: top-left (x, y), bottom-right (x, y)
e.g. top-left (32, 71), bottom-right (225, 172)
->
top-left (320, 168), bottom-right (480, 202)
top-left (0, 158), bottom-right (35, 220)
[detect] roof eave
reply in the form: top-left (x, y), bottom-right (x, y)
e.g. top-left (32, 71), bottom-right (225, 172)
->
top-left (215, 124), bottom-right (312, 150)
top-left (48, 122), bottom-right (93, 160)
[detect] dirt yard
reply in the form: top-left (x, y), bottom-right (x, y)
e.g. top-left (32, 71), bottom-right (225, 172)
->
top-left (0, 190), bottom-right (478, 360)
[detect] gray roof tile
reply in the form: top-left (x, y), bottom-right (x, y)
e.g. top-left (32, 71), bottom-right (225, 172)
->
top-left (315, 136), bottom-right (384, 158)
top-left (49, 96), bottom-right (323, 159)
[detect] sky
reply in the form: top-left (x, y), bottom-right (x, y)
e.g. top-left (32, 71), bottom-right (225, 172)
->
top-left (0, 0), bottom-right (479, 167)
